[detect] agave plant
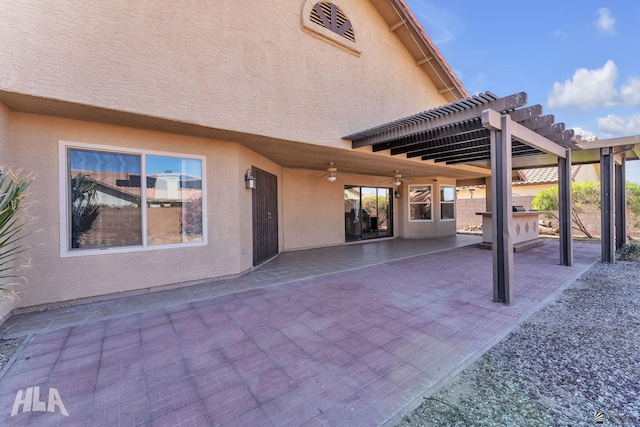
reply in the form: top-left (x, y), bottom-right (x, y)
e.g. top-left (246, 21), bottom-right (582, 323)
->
top-left (0, 170), bottom-right (34, 297)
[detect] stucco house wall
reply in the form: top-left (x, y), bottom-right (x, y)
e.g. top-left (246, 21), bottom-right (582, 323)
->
top-left (0, 1), bottom-right (470, 310)
top-left (396, 178), bottom-right (458, 238)
top-left (0, 0), bottom-right (447, 150)
top-left (5, 112), bottom-right (286, 307)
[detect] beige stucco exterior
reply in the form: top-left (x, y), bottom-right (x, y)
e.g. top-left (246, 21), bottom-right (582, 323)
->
top-left (0, 1), bottom-right (481, 311)
top-left (0, 0), bottom-right (447, 149)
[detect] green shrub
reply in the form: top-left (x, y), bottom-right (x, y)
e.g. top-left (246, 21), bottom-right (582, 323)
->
top-left (0, 170), bottom-right (35, 297)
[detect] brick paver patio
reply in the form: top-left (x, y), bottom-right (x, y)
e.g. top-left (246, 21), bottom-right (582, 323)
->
top-left (0, 237), bottom-right (600, 426)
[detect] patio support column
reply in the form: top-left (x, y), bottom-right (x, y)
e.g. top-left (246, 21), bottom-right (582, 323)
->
top-left (615, 155), bottom-right (627, 250)
top-left (490, 115), bottom-right (514, 304)
top-left (558, 148), bottom-right (573, 266)
top-left (601, 147), bottom-right (615, 263)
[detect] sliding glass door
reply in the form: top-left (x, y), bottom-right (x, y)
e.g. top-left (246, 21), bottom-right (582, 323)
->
top-left (344, 186), bottom-right (392, 242)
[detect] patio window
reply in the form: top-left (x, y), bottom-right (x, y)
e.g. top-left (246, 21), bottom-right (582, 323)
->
top-left (60, 142), bottom-right (205, 255)
top-left (409, 185), bottom-right (432, 221)
top-left (440, 185), bottom-right (455, 220)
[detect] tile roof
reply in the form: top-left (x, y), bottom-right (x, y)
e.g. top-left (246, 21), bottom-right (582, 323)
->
top-left (514, 165), bottom-right (581, 185)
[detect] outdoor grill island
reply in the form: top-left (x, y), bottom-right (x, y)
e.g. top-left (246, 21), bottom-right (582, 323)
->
top-left (476, 208), bottom-right (549, 252)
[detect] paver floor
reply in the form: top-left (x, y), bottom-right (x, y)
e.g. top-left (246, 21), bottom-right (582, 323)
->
top-left (0, 238), bottom-right (600, 426)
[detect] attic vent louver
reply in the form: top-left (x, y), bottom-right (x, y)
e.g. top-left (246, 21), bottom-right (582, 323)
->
top-left (310, 2), bottom-right (355, 42)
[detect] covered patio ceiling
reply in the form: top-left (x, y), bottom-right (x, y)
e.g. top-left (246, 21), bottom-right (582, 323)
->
top-left (343, 91), bottom-right (577, 165)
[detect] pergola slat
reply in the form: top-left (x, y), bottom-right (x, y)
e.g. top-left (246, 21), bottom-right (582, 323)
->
top-left (508, 104), bottom-right (542, 122)
top-left (347, 92), bottom-right (527, 148)
top-left (430, 144), bottom-right (542, 164)
top-left (519, 114), bottom-right (554, 130)
top-left (406, 134), bottom-right (489, 158)
top-left (373, 119), bottom-right (483, 153)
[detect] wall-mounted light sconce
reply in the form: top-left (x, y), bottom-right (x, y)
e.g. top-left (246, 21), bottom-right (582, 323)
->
top-left (394, 189), bottom-right (401, 199)
top-left (244, 169), bottom-right (256, 190)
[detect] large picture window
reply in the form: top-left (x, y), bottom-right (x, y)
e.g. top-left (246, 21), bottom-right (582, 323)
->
top-left (440, 185), bottom-right (455, 220)
top-left (62, 143), bottom-right (205, 254)
top-left (409, 185), bottom-right (432, 221)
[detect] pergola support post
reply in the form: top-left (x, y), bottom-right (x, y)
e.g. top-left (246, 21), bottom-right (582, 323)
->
top-left (558, 148), bottom-right (573, 266)
top-left (601, 147), bottom-right (615, 263)
top-left (490, 115), bottom-right (514, 304)
top-left (615, 156), bottom-right (627, 250)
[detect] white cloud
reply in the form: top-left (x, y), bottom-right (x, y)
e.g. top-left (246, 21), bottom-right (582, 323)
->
top-left (553, 29), bottom-right (568, 39)
top-left (572, 127), bottom-right (596, 138)
top-left (596, 7), bottom-right (615, 36)
top-left (548, 60), bottom-right (619, 109)
top-left (598, 113), bottom-right (640, 137)
top-left (406, 1), bottom-right (462, 45)
top-left (620, 77), bottom-right (640, 107)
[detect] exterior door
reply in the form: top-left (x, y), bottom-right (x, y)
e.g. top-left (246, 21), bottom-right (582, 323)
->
top-left (344, 186), bottom-right (393, 242)
top-left (252, 167), bottom-right (278, 265)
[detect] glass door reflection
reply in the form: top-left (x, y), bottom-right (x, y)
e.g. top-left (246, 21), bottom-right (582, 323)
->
top-left (344, 186), bottom-right (392, 242)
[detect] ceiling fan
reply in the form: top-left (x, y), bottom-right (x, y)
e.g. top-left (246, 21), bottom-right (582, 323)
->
top-left (313, 162), bottom-right (353, 182)
top-left (379, 170), bottom-right (414, 187)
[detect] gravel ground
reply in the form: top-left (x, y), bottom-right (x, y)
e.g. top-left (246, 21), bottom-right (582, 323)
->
top-left (0, 336), bottom-right (25, 373)
top-left (399, 258), bottom-right (640, 427)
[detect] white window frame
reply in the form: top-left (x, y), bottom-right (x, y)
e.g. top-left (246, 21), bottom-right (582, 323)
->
top-left (440, 185), bottom-right (456, 221)
top-left (408, 184), bottom-right (433, 222)
top-left (59, 140), bottom-right (207, 257)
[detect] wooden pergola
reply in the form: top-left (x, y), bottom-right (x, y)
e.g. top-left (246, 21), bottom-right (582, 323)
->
top-left (344, 92), bottom-right (638, 304)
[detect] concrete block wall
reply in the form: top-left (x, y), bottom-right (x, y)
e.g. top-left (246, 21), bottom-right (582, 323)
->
top-left (456, 196), bottom-right (534, 229)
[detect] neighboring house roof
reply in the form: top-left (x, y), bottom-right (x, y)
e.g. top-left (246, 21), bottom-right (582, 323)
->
top-left (72, 170), bottom-right (201, 202)
top-left (514, 165), bottom-right (581, 185)
top-left (457, 165), bottom-right (582, 190)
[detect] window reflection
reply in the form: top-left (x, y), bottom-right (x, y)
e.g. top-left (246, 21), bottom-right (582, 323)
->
top-left (409, 185), bottom-right (432, 221)
top-left (440, 185), bottom-right (455, 220)
top-left (69, 149), bottom-right (142, 249)
top-left (146, 156), bottom-right (203, 245)
top-left (67, 149), bottom-right (204, 251)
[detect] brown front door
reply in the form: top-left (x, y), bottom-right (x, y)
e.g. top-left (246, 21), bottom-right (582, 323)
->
top-left (252, 167), bottom-right (278, 265)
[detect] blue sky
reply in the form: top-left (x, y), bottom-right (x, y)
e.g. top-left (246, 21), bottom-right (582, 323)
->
top-left (404, 0), bottom-right (640, 183)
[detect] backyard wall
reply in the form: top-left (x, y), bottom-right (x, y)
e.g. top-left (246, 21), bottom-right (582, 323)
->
top-left (456, 196), bottom-right (534, 229)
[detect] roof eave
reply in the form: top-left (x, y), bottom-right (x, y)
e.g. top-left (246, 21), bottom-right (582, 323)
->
top-left (388, 0), bottom-right (468, 101)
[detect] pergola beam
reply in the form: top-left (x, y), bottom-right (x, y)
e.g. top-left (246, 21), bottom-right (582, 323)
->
top-left (519, 114), bottom-right (554, 130)
top-left (508, 104), bottom-right (542, 122)
top-left (482, 109), bottom-right (566, 158)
